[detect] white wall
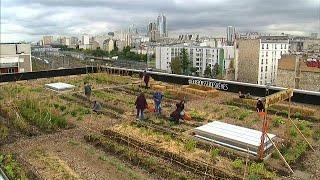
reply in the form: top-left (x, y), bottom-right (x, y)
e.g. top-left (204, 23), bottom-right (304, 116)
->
top-left (258, 42), bottom-right (289, 85)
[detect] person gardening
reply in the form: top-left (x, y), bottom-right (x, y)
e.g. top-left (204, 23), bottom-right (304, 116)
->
top-left (92, 101), bottom-right (102, 113)
top-left (153, 91), bottom-right (164, 115)
top-left (143, 70), bottom-right (150, 88)
top-left (84, 82), bottom-right (92, 100)
top-left (170, 99), bottom-right (186, 123)
top-left (256, 99), bottom-right (265, 112)
top-left (135, 92), bottom-right (148, 120)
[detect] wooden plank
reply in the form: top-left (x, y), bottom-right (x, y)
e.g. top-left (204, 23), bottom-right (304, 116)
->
top-left (265, 88), bottom-right (293, 108)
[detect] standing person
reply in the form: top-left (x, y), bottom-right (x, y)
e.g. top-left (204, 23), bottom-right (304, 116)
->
top-left (256, 99), bottom-right (265, 112)
top-left (84, 82), bottom-right (92, 100)
top-left (135, 93), bottom-right (148, 120)
top-left (143, 70), bottom-right (150, 88)
top-left (139, 71), bottom-right (144, 87)
top-left (153, 91), bottom-right (164, 115)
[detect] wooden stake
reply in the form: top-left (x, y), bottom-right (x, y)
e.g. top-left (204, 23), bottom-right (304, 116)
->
top-left (266, 134), bottom-right (294, 174)
top-left (288, 118), bottom-right (315, 152)
top-left (288, 96), bottom-right (315, 152)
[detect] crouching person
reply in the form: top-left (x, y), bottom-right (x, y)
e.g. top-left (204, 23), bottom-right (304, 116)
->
top-left (92, 101), bottom-right (102, 114)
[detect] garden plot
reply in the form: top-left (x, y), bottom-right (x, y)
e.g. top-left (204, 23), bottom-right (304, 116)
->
top-left (0, 72), bottom-right (319, 179)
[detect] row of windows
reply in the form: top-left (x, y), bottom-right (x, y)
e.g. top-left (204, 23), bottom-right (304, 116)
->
top-left (261, 51), bottom-right (285, 57)
top-left (262, 43), bottom-right (287, 50)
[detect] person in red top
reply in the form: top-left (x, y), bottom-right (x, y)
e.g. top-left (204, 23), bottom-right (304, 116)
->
top-left (135, 92), bottom-right (148, 120)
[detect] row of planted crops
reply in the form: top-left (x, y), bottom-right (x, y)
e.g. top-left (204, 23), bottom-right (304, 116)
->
top-left (0, 73), bottom-right (319, 179)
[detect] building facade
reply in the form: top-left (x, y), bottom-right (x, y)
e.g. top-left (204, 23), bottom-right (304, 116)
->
top-left (226, 26), bottom-right (236, 45)
top-left (148, 22), bottom-right (160, 42)
top-left (235, 36), bottom-right (289, 85)
top-left (0, 43), bottom-right (32, 74)
top-left (42, 36), bottom-right (53, 45)
top-left (276, 55), bottom-right (320, 91)
top-left (156, 45), bottom-right (223, 76)
top-left (82, 35), bottom-right (90, 45)
top-left (157, 14), bottom-right (167, 37)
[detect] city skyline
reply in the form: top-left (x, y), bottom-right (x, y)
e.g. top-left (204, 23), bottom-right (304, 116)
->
top-left (1, 0), bottom-right (319, 42)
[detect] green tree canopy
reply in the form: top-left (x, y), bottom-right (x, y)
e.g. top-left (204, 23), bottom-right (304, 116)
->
top-left (212, 63), bottom-right (220, 78)
top-left (204, 66), bottom-right (212, 78)
top-left (181, 48), bottom-right (190, 75)
top-left (171, 57), bottom-right (182, 74)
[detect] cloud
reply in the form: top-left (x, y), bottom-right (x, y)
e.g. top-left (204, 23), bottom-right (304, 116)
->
top-left (1, 0), bottom-right (319, 42)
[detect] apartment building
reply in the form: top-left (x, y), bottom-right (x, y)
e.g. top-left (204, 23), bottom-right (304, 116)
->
top-left (0, 43), bottom-right (32, 74)
top-left (235, 36), bottom-right (289, 85)
top-left (156, 44), bottom-right (224, 76)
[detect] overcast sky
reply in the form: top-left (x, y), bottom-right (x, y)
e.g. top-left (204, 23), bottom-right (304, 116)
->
top-left (1, 0), bottom-right (319, 42)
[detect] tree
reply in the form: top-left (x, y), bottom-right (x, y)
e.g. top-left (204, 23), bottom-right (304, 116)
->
top-left (204, 66), bottom-right (212, 78)
top-left (181, 48), bottom-right (190, 75)
top-left (212, 63), bottom-right (220, 78)
top-left (171, 57), bottom-right (182, 74)
top-left (190, 67), bottom-right (198, 76)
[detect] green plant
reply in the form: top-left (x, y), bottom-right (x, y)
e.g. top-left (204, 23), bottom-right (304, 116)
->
top-left (184, 139), bottom-right (197, 152)
top-left (248, 162), bottom-right (274, 179)
top-left (232, 158), bottom-right (244, 170)
top-left (210, 148), bottom-right (220, 160)
top-left (190, 109), bottom-right (205, 122)
top-left (313, 129), bottom-right (320, 141)
top-left (0, 154), bottom-right (28, 180)
top-left (290, 127), bottom-right (297, 137)
top-left (294, 112), bottom-right (303, 119)
top-left (0, 124), bottom-right (9, 140)
top-left (272, 117), bottom-right (285, 127)
top-left (284, 142), bottom-right (308, 164)
top-left (239, 110), bottom-right (251, 121)
top-left (18, 98), bottom-right (67, 130)
top-left (281, 110), bottom-right (288, 116)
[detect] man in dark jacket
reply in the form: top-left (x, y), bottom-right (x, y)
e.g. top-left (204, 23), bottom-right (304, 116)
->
top-left (143, 71), bottom-right (150, 88)
top-left (256, 99), bottom-right (265, 112)
top-left (135, 93), bottom-right (148, 120)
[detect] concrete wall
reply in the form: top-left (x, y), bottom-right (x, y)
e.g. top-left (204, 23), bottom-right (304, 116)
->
top-left (0, 44), bottom-right (32, 73)
top-left (236, 39), bottom-right (260, 84)
top-left (276, 69), bottom-right (320, 91)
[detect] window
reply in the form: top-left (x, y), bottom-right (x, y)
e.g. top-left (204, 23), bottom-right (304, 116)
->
top-left (265, 74), bottom-right (267, 79)
top-left (262, 44), bottom-right (264, 49)
top-left (261, 59), bottom-right (264, 64)
top-left (266, 59), bottom-right (268, 64)
top-left (8, 68), bottom-right (16, 73)
top-left (261, 67), bottom-right (263, 72)
top-left (265, 66), bottom-right (268, 71)
top-left (275, 44), bottom-right (277, 49)
top-left (281, 44), bottom-right (283, 49)
top-left (266, 44), bottom-right (269, 49)
top-left (266, 52), bottom-right (268, 57)
top-left (284, 44), bottom-right (287, 49)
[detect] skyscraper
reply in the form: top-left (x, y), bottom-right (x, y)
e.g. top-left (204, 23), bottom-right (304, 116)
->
top-left (157, 14), bottom-right (167, 37)
top-left (226, 26), bottom-right (236, 45)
